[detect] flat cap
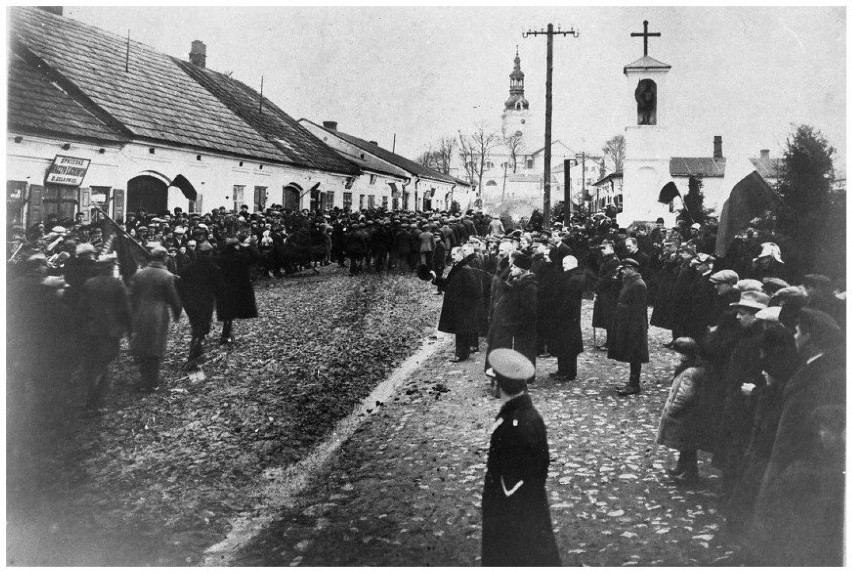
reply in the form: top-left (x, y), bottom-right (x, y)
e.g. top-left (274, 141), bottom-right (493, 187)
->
top-left (736, 279), bottom-right (764, 293)
top-left (709, 269), bottom-right (739, 285)
top-left (75, 243), bottom-right (96, 256)
top-left (730, 290), bottom-right (770, 311)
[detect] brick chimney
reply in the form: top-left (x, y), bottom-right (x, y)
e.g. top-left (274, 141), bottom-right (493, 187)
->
top-left (38, 6), bottom-right (63, 16)
top-left (189, 40), bottom-right (207, 68)
top-left (322, 121), bottom-right (338, 131)
top-left (760, 149), bottom-right (770, 159)
top-left (713, 136), bottom-right (723, 159)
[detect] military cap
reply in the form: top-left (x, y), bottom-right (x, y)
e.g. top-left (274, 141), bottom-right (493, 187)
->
top-left (485, 348), bottom-right (535, 395)
top-left (620, 258), bottom-right (641, 269)
top-left (709, 270), bottom-right (739, 285)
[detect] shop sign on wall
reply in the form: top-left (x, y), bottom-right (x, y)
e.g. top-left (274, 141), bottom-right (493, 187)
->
top-left (45, 155), bottom-right (91, 186)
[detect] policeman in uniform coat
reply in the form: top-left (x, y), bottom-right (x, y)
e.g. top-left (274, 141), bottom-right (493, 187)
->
top-left (481, 349), bottom-right (561, 567)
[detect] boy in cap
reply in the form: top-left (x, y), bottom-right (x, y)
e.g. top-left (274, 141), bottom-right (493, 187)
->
top-left (481, 349), bottom-right (560, 566)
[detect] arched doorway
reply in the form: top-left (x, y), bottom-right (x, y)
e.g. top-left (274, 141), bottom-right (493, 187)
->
top-left (128, 175), bottom-right (168, 215)
top-left (283, 184), bottom-right (301, 211)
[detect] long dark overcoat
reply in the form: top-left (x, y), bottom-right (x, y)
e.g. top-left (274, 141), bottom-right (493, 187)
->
top-left (487, 272), bottom-right (538, 365)
top-left (177, 255), bottom-right (224, 337)
top-left (531, 255), bottom-right (557, 348)
top-left (217, 245), bottom-right (259, 321)
top-left (607, 274), bottom-right (649, 364)
top-left (549, 267), bottom-right (585, 358)
top-left (669, 264), bottom-right (699, 338)
top-left (435, 255), bottom-right (482, 335)
top-left (592, 253), bottom-right (621, 329)
top-left (482, 394), bottom-right (561, 567)
top-left (745, 347), bottom-right (845, 566)
top-left (129, 262), bottom-right (182, 358)
top-left (649, 256), bottom-right (679, 329)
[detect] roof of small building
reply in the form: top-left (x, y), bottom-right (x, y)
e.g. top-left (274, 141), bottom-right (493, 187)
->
top-left (298, 119), bottom-right (410, 179)
top-left (669, 157), bottom-right (726, 178)
top-left (749, 156), bottom-right (784, 180)
top-left (325, 127), bottom-right (469, 186)
top-left (623, 55), bottom-right (672, 74)
top-left (8, 52), bottom-right (128, 144)
top-left (9, 6), bottom-right (355, 174)
top-left (592, 171), bottom-right (623, 186)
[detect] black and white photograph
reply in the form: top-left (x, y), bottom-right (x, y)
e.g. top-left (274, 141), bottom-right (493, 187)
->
top-left (5, 4), bottom-right (846, 567)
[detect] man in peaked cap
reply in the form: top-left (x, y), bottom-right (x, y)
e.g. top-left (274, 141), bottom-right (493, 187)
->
top-left (481, 349), bottom-right (560, 567)
top-left (608, 258), bottom-right (649, 396)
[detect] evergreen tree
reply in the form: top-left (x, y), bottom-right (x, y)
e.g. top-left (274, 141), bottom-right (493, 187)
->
top-left (774, 124), bottom-right (836, 279)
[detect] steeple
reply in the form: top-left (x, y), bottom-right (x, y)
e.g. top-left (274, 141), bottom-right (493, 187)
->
top-left (505, 46), bottom-right (529, 111)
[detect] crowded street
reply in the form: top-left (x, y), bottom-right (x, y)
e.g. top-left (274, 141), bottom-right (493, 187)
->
top-left (6, 6), bottom-right (846, 568)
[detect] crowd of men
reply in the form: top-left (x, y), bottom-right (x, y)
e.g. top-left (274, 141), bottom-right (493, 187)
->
top-left (6, 203), bottom-right (845, 566)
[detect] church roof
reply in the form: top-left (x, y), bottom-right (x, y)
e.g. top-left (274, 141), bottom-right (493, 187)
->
top-left (623, 55), bottom-right (672, 75)
top-left (669, 157), bottom-right (726, 178)
top-left (504, 94), bottom-right (529, 110)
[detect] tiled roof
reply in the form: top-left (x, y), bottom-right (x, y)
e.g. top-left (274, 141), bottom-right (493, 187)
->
top-left (623, 55), bottom-right (672, 74)
top-left (669, 157), bottom-right (726, 178)
top-left (329, 128), bottom-right (465, 186)
top-left (10, 7), bottom-right (301, 164)
top-left (176, 63), bottom-right (359, 175)
top-left (8, 52), bottom-right (127, 143)
top-left (749, 156), bottom-right (784, 180)
top-left (298, 119), bottom-right (409, 179)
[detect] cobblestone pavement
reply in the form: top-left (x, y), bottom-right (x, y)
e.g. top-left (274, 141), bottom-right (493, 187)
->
top-left (236, 302), bottom-right (744, 566)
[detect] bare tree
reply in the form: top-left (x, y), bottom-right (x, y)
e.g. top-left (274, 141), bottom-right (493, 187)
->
top-left (602, 134), bottom-right (626, 173)
top-left (503, 133), bottom-right (524, 173)
top-left (435, 137), bottom-right (455, 175)
top-left (459, 125), bottom-right (500, 200)
top-left (416, 149), bottom-right (440, 171)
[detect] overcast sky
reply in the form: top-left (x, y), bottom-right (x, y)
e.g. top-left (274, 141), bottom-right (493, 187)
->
top-left (65, 6), bottom-right (846, 172)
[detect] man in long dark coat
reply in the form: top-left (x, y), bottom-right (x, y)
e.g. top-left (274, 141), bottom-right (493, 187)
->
top-left (77, 259), bottom-right (132, 410)
top-left (550, 255), bottom-right (586, 380)
top-left (531, 238), bottom-right (556, 356)
top-left (487, 251), bottom-right (538, 368)
top-left (608, 258), bottom-right (649, 395)
top-left (592, 241), bottom-right (621, 350)
top-left (217, 237), bottom-right (259, 344)
top-left (431, 246), bottom-right (482, 362)
top-left (177, 242), bottom-right (224, 369)
top-left (129, 247), bottom-right (182, 391)
top-left (482, 349), bottom-right (560, 567)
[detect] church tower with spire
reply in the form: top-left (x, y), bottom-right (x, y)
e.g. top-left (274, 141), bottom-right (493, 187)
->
top-left (501, 48), bottom-right (530, 140)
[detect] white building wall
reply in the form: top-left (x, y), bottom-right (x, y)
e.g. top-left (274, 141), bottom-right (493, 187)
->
top-left (7, 130), bottom-right (355, 221)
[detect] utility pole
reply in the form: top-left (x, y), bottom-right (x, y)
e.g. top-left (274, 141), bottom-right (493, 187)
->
top-left (524, 23), bottom-right (578, 230)
top-left (564, 158), bottom-right (577, 226)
